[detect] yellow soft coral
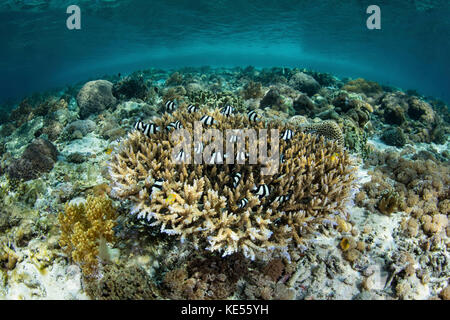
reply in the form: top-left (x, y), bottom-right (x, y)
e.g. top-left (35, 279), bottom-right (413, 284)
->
top-left (58, 195), bottom-right (117, 275)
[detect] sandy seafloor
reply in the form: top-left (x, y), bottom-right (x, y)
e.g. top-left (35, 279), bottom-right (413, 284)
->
top-left (0, 67), bottom-right (448, 300)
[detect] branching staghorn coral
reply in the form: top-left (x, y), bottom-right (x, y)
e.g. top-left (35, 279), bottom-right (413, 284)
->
top-left (58, 195), bottom-right (118, 275)
top-left (108, 106), bottom-right (356, 260)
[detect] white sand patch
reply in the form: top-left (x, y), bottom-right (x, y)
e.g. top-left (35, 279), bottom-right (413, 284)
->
top-left (1, 244), bottom-right (89, 300)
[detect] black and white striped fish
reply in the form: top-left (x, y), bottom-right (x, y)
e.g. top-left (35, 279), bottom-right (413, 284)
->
top-left (274, 194), bottom-right (290, 204)
top-left (237, 198), bottom-right (248, 209)
top-left (135, 121), bottom-right (159, 136)
top-left (166, 120), bottom-right (183, 130)
top-left (232, 172), bottom-right (241, 188)
top-left (248, 110), bottom-right (259, 122)
top-left (209, 152), bottom-right (223, 164)
top-left (187, 104), bottom-right (198, 113)
top-left (194, 142), bottom-right (204, 154)
top-left (236, 151), bottom-right (247, 162)
top-left (175, 150), bottom-right (186, 162)
top-left (228, 134), bottom-right (238, 143)
top-left (252, 184), bottom-right (270, 199)
top-left (134, 120), bottom-right (146, 131)
top-left (165, 100), bottom-right (177, 113)
top-left (151, 178), bottom-right (164, 194)
top-left (281, 129), bottom-right (294, 141)
top-left (220, 105), bottom-right (234, 116)
top-left (144, 123), bottom-right (160, 136)
top-left (200, 115), bottom-right (215, 126)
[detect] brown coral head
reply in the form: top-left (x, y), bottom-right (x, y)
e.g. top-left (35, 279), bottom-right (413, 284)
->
top-left (378, 189), bottom-right (402, 215)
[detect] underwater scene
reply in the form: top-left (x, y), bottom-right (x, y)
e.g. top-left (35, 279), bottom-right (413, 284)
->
top-left (0, 0), bottom-right (449, 301)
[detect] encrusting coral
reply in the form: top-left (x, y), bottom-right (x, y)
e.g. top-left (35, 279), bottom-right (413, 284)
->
top-left (162, 253), bottom-right (248, 299)
top-left (58, 195), bottom-right (118, 275)
top-left (108, 105), bottom-right (356, 260)
top-left (300, 120), bottom-right (345, 146)
top-left (358, 148), bottom-right (449, 240)
top-left (378, 189), bottom-right (403, 215)
top-left (342, 78), bottom-right (383, 97)
top-left (84, 263), bottom-right (159, 300)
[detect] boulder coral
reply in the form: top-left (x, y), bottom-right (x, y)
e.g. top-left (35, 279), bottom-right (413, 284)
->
top-left (77, 80), bottom-right (117, 119)
top-left (7, 138), bottom-right (58, 181)
top-left (375, 92), bottom-right (446, 144)
top-left (342, 78), bottom-right (383, 97)
top-left (112, 76), bottom-right (148, 101)
top-left (288, 72), bottom-right (320, 96)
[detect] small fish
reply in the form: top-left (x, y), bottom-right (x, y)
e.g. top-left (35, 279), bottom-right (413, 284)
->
top-left (134, 120), bottom-right (145, 131)
top-left (274, 194), bottom-right (290, 204)
top-left (236, 151), bottom-right (246, 162)
top-left (330, 152), bottom-right (340, 162)
top-left (252, 184), bottom-right (270, 199)
top-left (165, 193), bottom-right (177, 205)
top-left (248, 110), bottom-right (259, 122)
top-left (175, 150), bottom-right (186, 162)
top-left (281, 129), bottom-right (294, 141)
top-left (194, 142), bottom-right (204, 154)
top-left (166, 120), bottom-right (183, 131)
top-left (143, 123), bottom-right (160, 136)
top-left (105, 147), bottom-right (114, 155)
top-left (200, 115), bottom-right (215, 126)
top-left (228, 134), bottom-right (238, 143)
top-left (220, 105), bottom-right (234, 116)
top-left (151, 178), bottom-right (164, 194)
top-left (237, 198), bottom-right (248, 209)
top-left (209, 151), bottom-right (223, 164)
top-left (135, 121), bottom-right (159, 136)
top-left (137, 211), bottom-right (147, 220)
top-left (280, 153), bottom-right (286, 163)
top-left (187, 104), bottom-right (198, 113)
top-left (232, 172), bottom-right (241, 188)
top-left (153, 86), bottom-right (159, 93)
top-left (165, 100), bottom-right (177, 113)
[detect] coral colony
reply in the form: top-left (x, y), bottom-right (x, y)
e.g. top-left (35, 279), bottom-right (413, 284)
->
top-left (108, 105), bottom-right (355, 261)
top-left (0, 67), bottom-right (448, 300)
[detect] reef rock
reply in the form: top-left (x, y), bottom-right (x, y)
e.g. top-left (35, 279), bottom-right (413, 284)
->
top-left (260, 88), bottom-right (283, 108)
top-left (381, 127), bottom-right (407, 147)
top-left (293, 93), bottom-right (317, 116)
top-left (7, 138), bottom-right (58, 181)
top-left (407, 97), bottom-right (435, 123)
top-left (64, 119), bottom-right (96, 140)
top-left (185, 82), bottom-right (204, 94)
top-left (288, 72), bottom-right (320, 96)
top-left (77, 80), bottom-right (117, 119)
top-left (112, 77), bottom-right (148, 100)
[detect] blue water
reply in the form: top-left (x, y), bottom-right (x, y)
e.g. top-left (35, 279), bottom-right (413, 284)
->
top-left (1, 0), bottom-right (449, 104)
